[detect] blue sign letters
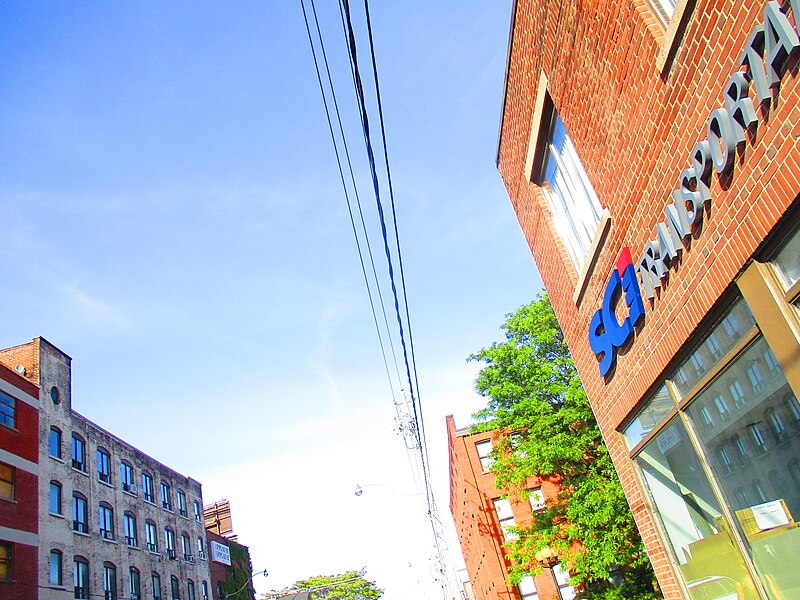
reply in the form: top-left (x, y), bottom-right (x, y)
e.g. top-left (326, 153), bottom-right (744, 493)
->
top-left (588, 249), bottom-right (645, 377)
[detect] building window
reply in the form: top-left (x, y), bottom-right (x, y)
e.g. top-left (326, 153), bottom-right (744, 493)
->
top-left (50, 427), bottom-right (62, 459)
top-left (700, 405), bottom-right (714, 427)
top-left (747, 363), bottom-right (765, 393)
top-left (538, 108), bottom-right (603, 269)
top-left (171, 575), bottom-right (181, 600)
top-left (103, 562), bottom-right (117, 600)
top-left (650, 0), bottom-right (678, 22)
top-left (690, 353), bottom-right (706, 378)
top-left (124, 512), bottom-right (138, 547)
top-left (71, 434), bottom-right (87, 472)
top-left (0, 390), bottom-right (16, 429)
top-left (772, 224), bottom-right (800, 292)
top-left (706, 333), bottom-right (723, 358)
top-left (201, 581), bottom-right (209, 600)
top-left (0, 463), bottom-right (13, 501)
top-left (181, 533), bottom-right (192, 561)
top-left (129, 567), bottom-right (141, 600)
top-left (748, 423), bottom-right (768, 453)
top-left (729, 379), bottom-right (746, 407)
top-left (49, 480), bottom-right (62, 514)
top-left (764, 348), bottom-right (780, 373)
top-left (151, 573), bottom-right (162, 600)
top-left (197, 536), bottom-right (206, 560)
top-left (768, 410), bottom-right (787, 442)
top-left (165, 527), bottom-right (176, 558)
top-left (475, 440), bottom-right (494, 471)
top-left (788, 396), bottom-right (800, 422)
top-left (177, 489), bottom-right (188, 517)
top-left (72, 492), bottom-right (88, 533)
top-left (493, 498), bottom-right (517, 540)
top-left (717, 445), bottom-right (734, 473)
top-left (145, 520), bottom-right (158, 552)
top-left (187, 580), bottom-right (196, 600)
top-left (120, 461), bottom-right (134, 492)
top-left (0, 541), bottom-right (11, 581)
top-left (529, 487), bottom-right (546, 512)
top-left (160, 481), bottom-right (172, 511)
top-left (553, 563), bottom-right (576, 600)
top-left (74, 556), bottom-right (90, 599)
top-left (142, 472), bottom-right (154, 503)
top-left (518, 576), bottom-right (538, 600)
top-left (713, 394), bottom-right (730, 418)
top-left (99, 502), bottom-right (115, 540)
top-left (97, 447), bottom-right (112, 484)
top-left (49, 549), bottom-right (63, 585)
top-left (193, 500), bottom-right (202, 522)
top-left (733, 434), bottom-right (748, 460)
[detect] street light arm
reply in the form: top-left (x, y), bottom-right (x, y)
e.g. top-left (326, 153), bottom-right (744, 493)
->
top-left (226, 568), bottom-right (268, 599)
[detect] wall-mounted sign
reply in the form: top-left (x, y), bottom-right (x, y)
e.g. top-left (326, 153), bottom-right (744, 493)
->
top-left (589, 248), bottom-right (645, 376)
top-left (211, 540), bottom-right (231, 565)
top-left (589, 0), bottom-right (800, 377)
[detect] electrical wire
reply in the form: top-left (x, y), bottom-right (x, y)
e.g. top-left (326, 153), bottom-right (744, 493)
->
top-left (299, 0), bottom-right (400, 408)
top-left (300, 1), bottom-right (459, 597)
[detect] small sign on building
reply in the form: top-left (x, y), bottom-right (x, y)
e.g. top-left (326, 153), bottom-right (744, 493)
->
top-left (211, 540), bottom-right (231, 565)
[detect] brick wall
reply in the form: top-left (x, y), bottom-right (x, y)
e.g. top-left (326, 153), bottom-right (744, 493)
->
top-left (497, 0), bottom-right (800, 596)
top-left (0, 361), bottom-right (39, 599)
top-left (447, 416), bottom-right (564, 600)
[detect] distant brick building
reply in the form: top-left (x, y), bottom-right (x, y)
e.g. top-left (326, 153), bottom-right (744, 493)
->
top-left (497, 0), bottom-right (800, 597)
top-left (0, 338), bottom-right (213, 600)
top-left (447, 416), bottom-right (575, 600)
top-left (205, 500), bottom-right (255, 600)
top-left (0, 359), bottom-right (40, 600)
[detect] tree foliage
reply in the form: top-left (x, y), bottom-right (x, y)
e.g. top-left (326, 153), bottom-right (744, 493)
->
top-left (469, 295), bottom-right (658, 597)
top-left (293, 571), bottom-right (383, 600)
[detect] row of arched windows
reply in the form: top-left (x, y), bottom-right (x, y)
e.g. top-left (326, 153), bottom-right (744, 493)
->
top-left (49, 480), bottom-right (207, 561)
top-left (48, 425), bottom-right (202, 521)
top-left (49, 551), bottom-right (209, 600)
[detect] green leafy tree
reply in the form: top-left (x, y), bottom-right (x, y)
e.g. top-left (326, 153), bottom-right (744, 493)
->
top-left (292, 571), bottom-right (382, 600)
top-left (469, 295), bottom-right (659, 598)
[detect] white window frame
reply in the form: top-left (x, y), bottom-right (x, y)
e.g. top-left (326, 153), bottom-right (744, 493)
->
top-left (493, 498), bottom-right (517, 541)
top-left (475, 440), bottom-right (494, 472)
top-left (524, 73), bottom-right (610, 302)
top-left (529, 487), bottom-right (546, 512)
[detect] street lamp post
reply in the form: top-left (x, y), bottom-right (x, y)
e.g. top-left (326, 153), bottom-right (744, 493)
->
top-left (534, 547), bottom-right (560, 599)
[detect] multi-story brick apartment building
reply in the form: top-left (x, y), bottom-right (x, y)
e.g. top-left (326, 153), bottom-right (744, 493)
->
top-left (0, 359), bottom-right (40, 599)
top-left (447, 416), bottom-right (575, 600)
top-left (496, 0), bottom-right (800, 597)
top-left (0, 338), bottom-right (213, 600)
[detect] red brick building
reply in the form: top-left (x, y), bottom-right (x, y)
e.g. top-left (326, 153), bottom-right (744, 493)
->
top-left (497, 0), bottom-right (800, 597)
top-left (205, 500), bottom-right (256, 600)
top-left (0, 359), bottom-right (39, 599)
top-left (447, 416), bottom-right (575, 600)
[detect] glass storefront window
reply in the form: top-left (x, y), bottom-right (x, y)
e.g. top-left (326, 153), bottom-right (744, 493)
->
top-left (623, 385), bottom-right (675, 450)
top-left (635, 418), bottom-right (760, 599)
top-left (686, 336), bottom-right (800, 599)
top-left (772, 228), bottom-right (800, 292)
top-left (671, 299), bottom-right (756, 398)
top-left (626, 288), bottom-right (800, 600)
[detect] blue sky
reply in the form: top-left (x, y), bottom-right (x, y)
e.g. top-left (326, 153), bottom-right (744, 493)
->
top-left (1, 2), bottom-right (542, 597)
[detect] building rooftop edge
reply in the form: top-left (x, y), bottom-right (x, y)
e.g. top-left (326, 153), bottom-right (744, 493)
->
top-left (72, 409), bottom-right (202, 487)
top-left (495, 0), bottom-right (520, 168)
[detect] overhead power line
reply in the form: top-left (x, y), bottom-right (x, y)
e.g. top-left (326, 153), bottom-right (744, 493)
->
top-left (299, 1), bottom-right (460, 597)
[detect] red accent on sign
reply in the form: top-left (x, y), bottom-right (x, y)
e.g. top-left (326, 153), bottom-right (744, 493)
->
top-left (616, 247), bottom-right (633, 275)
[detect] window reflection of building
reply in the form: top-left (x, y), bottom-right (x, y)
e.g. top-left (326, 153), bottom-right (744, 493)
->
top-left (624, 293), bottom-right (800, 599)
